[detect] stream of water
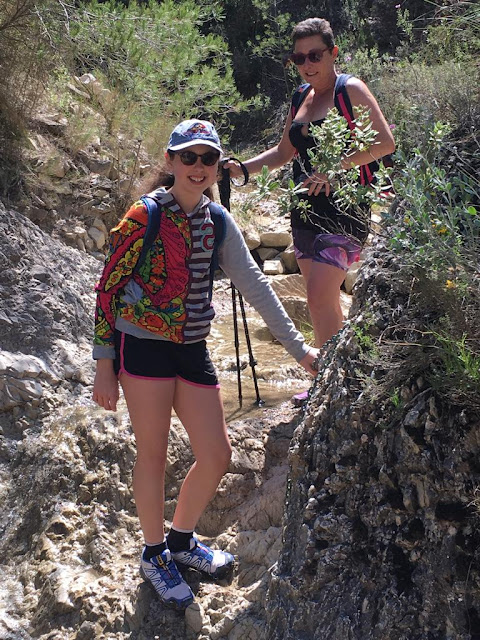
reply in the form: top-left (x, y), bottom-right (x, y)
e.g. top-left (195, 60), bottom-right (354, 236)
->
top-left (207, 303), bottom-right (311, 422)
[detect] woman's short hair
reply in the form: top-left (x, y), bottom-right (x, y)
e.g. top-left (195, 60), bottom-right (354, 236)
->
top-left (292, 18), bottom-right (335, 50)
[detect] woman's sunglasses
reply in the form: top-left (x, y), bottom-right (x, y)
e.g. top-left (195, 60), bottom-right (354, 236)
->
top-left (287, 48), bottom-right (330, 66)
top-left (176, 150), bottom-right (220, 166)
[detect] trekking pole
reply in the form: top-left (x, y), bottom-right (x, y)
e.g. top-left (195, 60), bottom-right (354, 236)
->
top-left (231, 284), bottom-right (243, 408)
top-left (218, 161), bottom-right (264, 407)
top-left (237, 290), bottom-right (265, 406)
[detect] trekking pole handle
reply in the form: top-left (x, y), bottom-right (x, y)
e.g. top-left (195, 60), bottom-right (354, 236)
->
top-left (220, 158), bottom-right (249, 187)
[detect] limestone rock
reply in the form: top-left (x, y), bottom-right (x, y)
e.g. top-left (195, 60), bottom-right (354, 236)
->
top-left (87, 225), bottom-right (107, 249)
top-left (278, 243), bottom-right (299, 274)
top-left (264, 241), bottom-right (480, 640)
top-left (257, 247), bottom-right (279, 262)
top-left (39, 152), bottom-right (68, 178)
top-left (259, 230), bottom-right (291, 249)
top-left (344, 258), bottom-right (364, 294)
top-left (263, 258), bottom-right (285, 275)
top-left (30, 114), bottom-right (68, 137)
top-left (243, 228), bottom-right (261, 250)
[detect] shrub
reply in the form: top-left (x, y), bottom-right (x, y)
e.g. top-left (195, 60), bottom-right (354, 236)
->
top-left (66, 0), bottom-right (255, 130)
top-left (374, 59), bottom-right (480, 158)
top-left (376, 118), bottom-right (480, 407)
top-left (0, 0), bottom-right (61, 196)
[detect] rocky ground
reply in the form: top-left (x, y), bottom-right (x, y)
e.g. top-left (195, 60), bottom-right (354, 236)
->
top-left (2, 71), bottom-right (479, 640)
top-left (0, 200), bottom-right (325, 640)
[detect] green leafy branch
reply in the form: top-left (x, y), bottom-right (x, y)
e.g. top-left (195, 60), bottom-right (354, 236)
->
top-left (250, 106), bottom-right (393, 226)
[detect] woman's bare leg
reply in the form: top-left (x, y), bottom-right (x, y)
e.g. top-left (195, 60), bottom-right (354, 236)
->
top-left (298, 259), bottom-right (347, 347)
top-left (172, 380), bottom-right (231, 531)
top-left (119, 374), bottom-right (175, 544)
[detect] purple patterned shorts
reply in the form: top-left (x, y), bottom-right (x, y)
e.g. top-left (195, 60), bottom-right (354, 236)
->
top-left (292, 229), bottom-right (362, 272)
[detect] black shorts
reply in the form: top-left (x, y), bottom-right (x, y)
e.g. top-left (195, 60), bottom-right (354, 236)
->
top-left (114, 330), bottom-right (219, 387)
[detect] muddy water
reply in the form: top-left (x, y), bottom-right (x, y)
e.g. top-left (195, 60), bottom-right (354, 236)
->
top-left (207, 299), bottom-right (311, 422)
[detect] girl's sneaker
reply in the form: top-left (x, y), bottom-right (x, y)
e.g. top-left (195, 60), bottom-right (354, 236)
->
top-left (171, 536), bottom-right (235, 580)
top-left (140, 547), bottom-right (194, 610)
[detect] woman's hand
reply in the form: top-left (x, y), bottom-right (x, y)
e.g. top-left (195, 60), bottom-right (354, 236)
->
top-left (223, 159), bottom-right (244, 179)
top-left (93, 358), bottom-right (119, 411)
top-left (299, 348), bottom-right (320, 376)
top-left (302, 171), bottom-right (331, 197)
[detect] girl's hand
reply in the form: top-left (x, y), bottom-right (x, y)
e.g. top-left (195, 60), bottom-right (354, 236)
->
top-left (93, 359), bottom-right (119, 411)
top-left (299, 348), bottom-right (320, 376)
top-left (302, 171), bottom-right (331, 197)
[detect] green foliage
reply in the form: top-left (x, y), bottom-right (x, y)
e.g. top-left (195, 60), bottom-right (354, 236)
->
top-left (374, 59), bottom-right (479, 158)
top-left (248, 107), bottom-right (393, 229)
top-left (67, 0), bottom-right (253, 129)
top-left (389, 388), bottom-right (402, 409)
top-left (433, 329), bottom-right (480, 387)
top-left (422, 2), bottom-right (480, 63)
top-left (337, 42), bottom-right (392, 86)
top-left (388, 121), bottom-right (480, 280)
top-left (352, 320), bottom-right (377, 355)
top-left (380, 115), bottom-right (480, 407)
top-left (0, 0), bottom-right (62, 196)
top-left (314, 108), bottom-right (393, 216)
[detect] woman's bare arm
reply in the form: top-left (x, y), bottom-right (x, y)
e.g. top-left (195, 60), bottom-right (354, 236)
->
top-left (226, 108), bottom-right (297, 177)
top-left (340, 77), bottom-right (395, 169)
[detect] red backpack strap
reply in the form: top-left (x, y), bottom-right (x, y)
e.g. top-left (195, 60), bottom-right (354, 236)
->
top-left (334, 73), bottom-right (377, 186)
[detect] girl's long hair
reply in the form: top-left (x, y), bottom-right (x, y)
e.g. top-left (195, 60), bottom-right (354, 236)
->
top-left (134, 152), bottom-right (214, 200)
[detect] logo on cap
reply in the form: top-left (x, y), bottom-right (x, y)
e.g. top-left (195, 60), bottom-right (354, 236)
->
top-left (167, 119), bottom-right (222, 153)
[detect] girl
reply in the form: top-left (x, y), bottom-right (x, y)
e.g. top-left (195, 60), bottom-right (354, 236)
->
top-left (227, 17), bottom-right (395, 406)
top-left (92, 119), bottom-right (318, 610)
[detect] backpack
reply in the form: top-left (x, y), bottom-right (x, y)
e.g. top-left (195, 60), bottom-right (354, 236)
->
top-left (291, 74), bottom-right (393, 187)
top-left (133, 195), bottom-right (226, 301)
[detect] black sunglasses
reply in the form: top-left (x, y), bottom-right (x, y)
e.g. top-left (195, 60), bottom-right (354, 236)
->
top-left (176, 150), bottom-right (220, 166)
top-left (287, 48), bottom-right (330, 66)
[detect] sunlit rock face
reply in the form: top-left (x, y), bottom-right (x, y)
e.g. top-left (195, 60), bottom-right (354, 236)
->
top-left (265, 240), bottom-right (480, 640)
top-left (3, 197), bottom-right (479, 640)
top-left (0, 203), bottom-right (309, 639)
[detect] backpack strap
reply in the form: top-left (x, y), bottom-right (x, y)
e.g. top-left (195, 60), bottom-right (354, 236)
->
top-left (207, 202), bottom-right (226, 301)
top-left (132, 197), bottom-right (225, 300)
top-left (334, 73), bottom-right (378, 186)
top-left (291, 83), bottom-right (311, 119)
top-left (133, 195), bottom-right (161, 277)
top-left (334, 73), bottom-right (355, 124)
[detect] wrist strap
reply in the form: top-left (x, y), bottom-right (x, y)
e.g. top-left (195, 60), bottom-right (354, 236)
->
top-left (222, 157), bottom-right (249, 186)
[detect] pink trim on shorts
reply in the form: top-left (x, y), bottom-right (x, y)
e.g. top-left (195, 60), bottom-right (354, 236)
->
top-left (177, 375), bottom-right (220, 389)
top-left (118, 332), bottom-right (176, 381)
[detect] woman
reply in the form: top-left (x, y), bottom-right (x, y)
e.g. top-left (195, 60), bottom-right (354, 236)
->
top-left (227, 17), bottom-right (395, 405)
top-left (92, 119), bottom-right (318, 610)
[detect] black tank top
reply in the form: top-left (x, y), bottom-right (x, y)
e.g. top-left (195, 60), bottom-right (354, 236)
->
top-left (288, 80), bottom-right (370, 243)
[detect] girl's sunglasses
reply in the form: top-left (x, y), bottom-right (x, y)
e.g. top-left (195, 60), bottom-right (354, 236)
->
top-left (176, 150), bottom-right (220, 166)
top-left (287, 48), bottom-right (329, 66)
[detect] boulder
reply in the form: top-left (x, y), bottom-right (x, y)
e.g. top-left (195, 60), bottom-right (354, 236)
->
top-left (257, 247), bottom-right (279, 262)
top-left (243, 228), bottom-right (261, 250)
top-left (344, 259), bottom-right (364, 294)
top-left (87, 225), bottom-right (107, 250)
top-left (278, 243), bottom-right (298, 274)
top-left (263, 258), bottom-right (285, 275)
top-left (259, 230), bottom-right (291, 249)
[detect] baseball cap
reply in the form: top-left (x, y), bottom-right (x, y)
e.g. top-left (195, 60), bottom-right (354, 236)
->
top-left (167, 119), bottom-right (223, 153)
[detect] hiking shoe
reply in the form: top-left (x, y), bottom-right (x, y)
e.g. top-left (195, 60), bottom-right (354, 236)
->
top-left (140, 548), bottom-right (194, 610)
top-left (291, 389), bottom-right (309, 407)
top-left (171, 536), bottom-right (235, 580)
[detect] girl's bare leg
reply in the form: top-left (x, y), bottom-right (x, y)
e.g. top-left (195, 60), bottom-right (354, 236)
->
top-left (298, 259), bottom-right (347, 347)
top-left (119, 374), bottom-right (176, 544)
top-left (172, 380), bottom-right (231, 531)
